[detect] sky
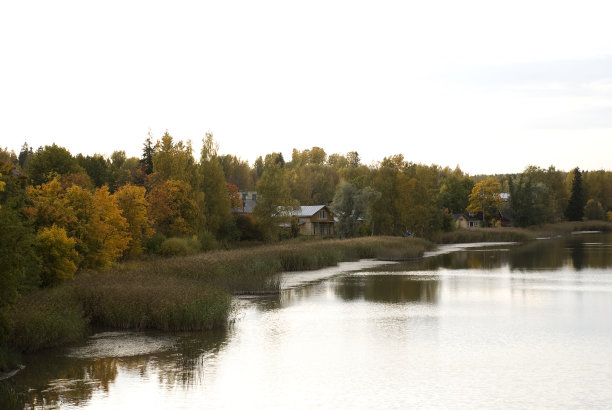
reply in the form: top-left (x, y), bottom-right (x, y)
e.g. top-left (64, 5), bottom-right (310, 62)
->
top-left (1, 0), bottom-right (612, 175)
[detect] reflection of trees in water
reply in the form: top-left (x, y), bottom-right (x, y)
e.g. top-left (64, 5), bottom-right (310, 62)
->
top-left (509, 234), bottom-right (612, 271)
top-left (15, 355), bottom-right (119, 407)
top-left (334, 276), bottom-right (439, 304)
top-left (15, 329), bottom-right (228, 407)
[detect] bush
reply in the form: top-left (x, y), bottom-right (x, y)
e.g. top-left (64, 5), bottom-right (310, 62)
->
top-left (159, 237), bottom-right (201, 257)
top-left (198, 230), bottom-right (219, 252)
top-left (144, 233), bottom-right (166, 254)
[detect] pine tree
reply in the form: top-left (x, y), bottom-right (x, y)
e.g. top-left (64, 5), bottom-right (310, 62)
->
top-left (565, 167), bottom-right (585, 221)
top-left (140, 134), bottom-right (155, 175)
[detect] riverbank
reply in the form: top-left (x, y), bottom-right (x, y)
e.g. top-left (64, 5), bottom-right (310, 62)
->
top-left (2, 236), bottom-right (432, 360)
top-left (4, 222), bottom-right (611, 369)
top-left (431, 220), bottom-right (612, 244)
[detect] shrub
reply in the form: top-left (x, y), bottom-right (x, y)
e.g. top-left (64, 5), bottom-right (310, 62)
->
top-left (144, 233), bottom-right (166, 254)
top-left (159, 237), bottom-right (201, 257)
top-left (198, 230), bottom-right (219, 252)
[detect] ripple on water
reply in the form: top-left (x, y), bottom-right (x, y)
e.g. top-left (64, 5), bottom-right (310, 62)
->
top-left (67, 331), bottom-right (177, 359)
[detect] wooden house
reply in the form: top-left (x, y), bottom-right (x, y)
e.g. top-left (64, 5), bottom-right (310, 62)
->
top-left (291, 205), bottom-right (336, 236)
top-left (453, 213), bottom-right (483, 229)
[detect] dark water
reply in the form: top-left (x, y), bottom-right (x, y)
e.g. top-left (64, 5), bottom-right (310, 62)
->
top-left (10, 233), bottom-right (612, 409)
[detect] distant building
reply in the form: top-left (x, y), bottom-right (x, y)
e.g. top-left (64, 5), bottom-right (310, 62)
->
top-left (233, 191), bottom-right (257, 214)
top-left (454, 213), bottom-right (483, 229)
top-left (286, 205), bottom-right (336, 236)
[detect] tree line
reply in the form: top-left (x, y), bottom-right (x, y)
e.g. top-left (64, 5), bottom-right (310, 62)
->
top-left (1, 133), bottom-right (612, 340)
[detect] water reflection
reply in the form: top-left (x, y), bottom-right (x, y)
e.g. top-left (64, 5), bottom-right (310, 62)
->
top-left (9, 233), bottom-right (612, 409)
top-left (367, 233), bottom-right (612, 273)
top-left (334, 275), bottom-right (440, 303)
top-left (14, 329), bottom-right (228, 408)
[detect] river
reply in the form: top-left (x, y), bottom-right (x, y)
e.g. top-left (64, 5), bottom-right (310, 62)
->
top-left (10, 233), bottom-right (612, 409)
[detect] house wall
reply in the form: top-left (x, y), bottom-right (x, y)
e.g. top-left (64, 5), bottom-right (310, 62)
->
top-left (455, 217), bottom-right (468, 229)
top-left (299, 207), bottom-right (336, 236)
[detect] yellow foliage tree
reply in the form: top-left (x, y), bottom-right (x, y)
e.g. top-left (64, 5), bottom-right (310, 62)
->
top-left (147, 179), bottom-right (199, 238)
top-left (467, 178), bottom-right (503, 227)
top-left (28, 181), bottom-right (130, 270)
top-left (79, 186), bottom-right (130, 268)
top-left (36, 225), bottom-right (79, 286)
top-left (114, 184), bottom-right (152, 256)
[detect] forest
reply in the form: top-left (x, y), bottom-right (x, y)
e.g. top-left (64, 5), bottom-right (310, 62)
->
top-left (1, 131), bottom-right (612, 352)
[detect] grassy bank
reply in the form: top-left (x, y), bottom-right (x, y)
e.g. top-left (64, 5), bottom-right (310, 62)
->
top-left (431, 227), bottom-right (535, 244)
top-left (432, 221), bottom-right (612, 244)
top-left (6, 236), bottom-right (432, 354)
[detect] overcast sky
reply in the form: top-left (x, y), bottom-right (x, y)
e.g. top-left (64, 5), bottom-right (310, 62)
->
top-left (2, 1), bottom-right (612, 174)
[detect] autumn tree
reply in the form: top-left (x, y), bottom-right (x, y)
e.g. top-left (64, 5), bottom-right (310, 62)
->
top-left (227, 183), bottom-right (242, 210)
top-left (467, 178), bottom-right (503, 226)
top-left (147, 179), bottom-right (199, 238)
top-left (565, 167), bottom-right (585, 221)
top-left (152, 131), bottom-right (198, 186)
top-left (36, 225), bottom-right (79, 286)
top-left (114, 184), bottom-right (152, 256)
top-left (65, 186), bottom-right (130, 269)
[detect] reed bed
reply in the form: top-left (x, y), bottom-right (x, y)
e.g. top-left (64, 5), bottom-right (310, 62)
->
top-left (9, 286), bottom-right (87, 352)
top-left (528, 221), bottom-right (612, 237)
top-left (7, 236), bottom-right (432, 353)
top-left (431, 228), bottom-right (535, 244)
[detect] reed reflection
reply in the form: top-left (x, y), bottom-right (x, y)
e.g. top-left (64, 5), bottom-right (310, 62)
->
top-left (14, 329), bottom-right (228, 408)
top-left (334, 275), bottom-right (440, 304)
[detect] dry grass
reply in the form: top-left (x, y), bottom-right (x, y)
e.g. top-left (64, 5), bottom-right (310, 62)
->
top-left (431, 228), bottom-right (535, 244)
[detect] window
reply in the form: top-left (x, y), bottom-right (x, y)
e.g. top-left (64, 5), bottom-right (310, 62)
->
top-left (319, 210), bottom-right (327, 219)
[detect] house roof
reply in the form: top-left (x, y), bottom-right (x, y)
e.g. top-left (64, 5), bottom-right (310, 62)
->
top-left (294, 205), bottom-right (328, 217)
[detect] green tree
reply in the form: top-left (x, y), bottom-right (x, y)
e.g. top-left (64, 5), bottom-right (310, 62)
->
top-left (565, 167), bottom-right (585, 221)
top-left (76, 153), bottom-right (110, 187)
top-left (508, 175), bottom-right (549, 227)
top-left (467, 178), bottom-right (503, 226)
top-left (199, 132), bottom-right (232, 238)
top-left (439, 168), bottom-right (473, 214)
top-left (331, 181), bottom-right (380, 237)
top-left (140, 132), bottom-right (155, 175)
top-left (584, 199), bottom-right (605, 220)
top-left (253, 153), bottom-right (298, 240)
top-left (0, 165), bottom-right (40, 340)
top-left (18, 142), bottom-right (34, 169)
top-left (26, 144), bottom-right (83, 186)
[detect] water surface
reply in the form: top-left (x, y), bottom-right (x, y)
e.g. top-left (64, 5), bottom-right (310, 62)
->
top-left (12, 233), bottom-right (612, 409)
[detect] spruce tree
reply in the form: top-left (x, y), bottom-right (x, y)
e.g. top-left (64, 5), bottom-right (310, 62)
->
top-left (565, 167), bottom-right (585, 221)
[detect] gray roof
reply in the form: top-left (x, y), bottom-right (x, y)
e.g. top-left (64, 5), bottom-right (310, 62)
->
top-left (294, 205), bottom-right (328, 217)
